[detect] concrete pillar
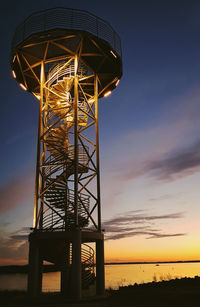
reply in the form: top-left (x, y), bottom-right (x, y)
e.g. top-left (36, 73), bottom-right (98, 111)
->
top-left (61, 242), bottom-right (71, 296)
top-left (96, 238), bottom-right (105, 295)
top-left (71, 229), bottom-right (82, 300)
top-left (27, 237), bottom-right (43, 297)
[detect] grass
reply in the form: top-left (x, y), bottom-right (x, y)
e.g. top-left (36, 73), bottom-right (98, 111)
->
top-left (1, 276), bottom-right (200, 306)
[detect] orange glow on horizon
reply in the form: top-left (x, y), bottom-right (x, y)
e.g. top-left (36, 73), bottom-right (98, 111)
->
top-left (0, 258), bottom-right (28, 266)
top-left (104, 234), bottom-right (200, 263)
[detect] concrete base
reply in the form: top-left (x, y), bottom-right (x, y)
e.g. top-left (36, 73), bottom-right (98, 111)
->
top-left (27, 230), bottom-right (105, 299)
top-left (60, 243), bottom-right (70, 297)
top-left (96, 238), bottom-right (105, 296)
top-left (71, 229), bottom-right (82, 300)
top-left (27, 238), bottom-right (42, 297)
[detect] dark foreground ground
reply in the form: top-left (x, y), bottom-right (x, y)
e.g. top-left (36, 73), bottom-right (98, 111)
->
top-left (1, 276), bottom-right (200, 307)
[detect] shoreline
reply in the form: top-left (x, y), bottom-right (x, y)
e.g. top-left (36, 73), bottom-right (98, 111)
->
top-left (1, 276), bottom-right (200, 306)
top-left (1, 260), bottom-right (200, 274)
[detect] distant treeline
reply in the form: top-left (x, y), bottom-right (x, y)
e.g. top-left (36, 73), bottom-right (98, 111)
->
top-left (105, 260), bottom-right (200, 265)
top-left (1, 260), bottom-right (200, 274)
top-left (0, 265), bottom-right (60, 274)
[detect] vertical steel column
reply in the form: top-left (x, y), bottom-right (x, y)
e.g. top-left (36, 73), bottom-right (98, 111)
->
top-left (71, 55), bottom-right (82, 300)
top-left (95, 75), bottom-right (105, 295)
top-left (29, 63), bottom-right (45, 297)
top-left (39, 62), bottom-right (45, 229)
top-left (94, 75), bottom-right (101, 231)
top-left (74, 55), bottom-right (79, 227)
top-left (33, 62), bottom-right (44, 229)
top-left (33, 108), bottom-right (40, 229)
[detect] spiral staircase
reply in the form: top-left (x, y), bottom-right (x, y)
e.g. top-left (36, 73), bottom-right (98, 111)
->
top-left (38, 61), bottom-right (95, 290)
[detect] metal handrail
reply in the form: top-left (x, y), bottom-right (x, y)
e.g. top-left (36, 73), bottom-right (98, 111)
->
top-left (11, 7), bottom-right (122, 57)
top-left (43, 186), bottom-right (90, 230)
top-left (81, 243), bottom-right (95, 288)
top-left (47, 61), bottom-right (87, 87)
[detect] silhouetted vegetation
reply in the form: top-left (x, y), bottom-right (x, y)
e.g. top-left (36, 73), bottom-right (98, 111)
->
top-left (0, 264), bottom-right (60, 274)
top-left (1, 276), bottom-right (200, 306)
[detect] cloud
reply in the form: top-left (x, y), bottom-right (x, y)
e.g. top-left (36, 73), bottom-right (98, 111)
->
top-left (148, 194), bottom-right (176, 202)
top-left (10, 235), bottom-right (28, 241)
top-left (0, 173), bottom-right (34, 213)
top-left (103, 211), bottom-right (184, 226)
top-left (101, 87), bottom-right (200, 207)
top-left (146, 233), bottom-right (186, 239)
top-left (106, 231), bottom-right (186, 240)
top-left (0, 235), bottom-right (28, 263)
top-left (147, 140), bottom-right (200, 180)
top-left (119, 139), bottom-right (200, 182)
top-left (0, 227), bottom-right (29, 264)
top-left (103, 210), bottom-right (186, 241)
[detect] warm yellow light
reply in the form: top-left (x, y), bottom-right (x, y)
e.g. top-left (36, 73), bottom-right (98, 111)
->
top-left (57, 101), bottom-right (61, 105)
top-left (88, 98), bottom-right (95, 103)
top-left (104, 91), bottom-right (111, 97)
top-left (33, 216), bottom-right (35, 228)
top-left (12, 55), bottom-right (16, 63)
top-left (115, 79), bottom-right (120, 86)
top-left (12, 70), bottom-right (16, 78)
top-left (110, 50), bottom-right (117, 58)
top-left (19, 83), bottom-right (27, 91)
top-left (32, 93), bottom-right (40, 100)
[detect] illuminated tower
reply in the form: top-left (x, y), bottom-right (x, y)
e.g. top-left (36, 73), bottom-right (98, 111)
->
top-left (10, 8), bottom-right (122, 299)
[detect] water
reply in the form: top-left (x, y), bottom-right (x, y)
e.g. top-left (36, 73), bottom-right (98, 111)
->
top-left (1, 262), bottom-right (200, 291)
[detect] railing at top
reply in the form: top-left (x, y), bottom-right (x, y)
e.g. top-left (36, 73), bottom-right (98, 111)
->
top-left (11, 7), bottom-right (122, 57)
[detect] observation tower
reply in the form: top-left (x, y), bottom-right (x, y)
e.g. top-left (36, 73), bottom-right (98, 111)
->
top-left (10, 7), bottom-right (122, 299)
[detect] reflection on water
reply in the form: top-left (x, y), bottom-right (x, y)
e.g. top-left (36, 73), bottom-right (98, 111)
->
top-left (105, 262), bottom-right (200, 289)
top-left (1, 262), bottom-right (200, 291)
top-left (0, 274), bottom-right (27, 291)
top-left (42, 272), bottom-right (60, 292)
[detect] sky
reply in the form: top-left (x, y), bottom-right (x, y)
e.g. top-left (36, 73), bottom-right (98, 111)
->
top-left (1, 0), bottom-right (200, 264)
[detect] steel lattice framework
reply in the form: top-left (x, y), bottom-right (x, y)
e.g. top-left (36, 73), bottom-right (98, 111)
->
top-left (10, 7), bottom-right (122, 299)
top-left (35, 53), bottom-right (102, 232)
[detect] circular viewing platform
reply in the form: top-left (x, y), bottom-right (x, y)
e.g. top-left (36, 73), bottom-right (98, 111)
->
top-left (10, 7), bottom-right (122, 97)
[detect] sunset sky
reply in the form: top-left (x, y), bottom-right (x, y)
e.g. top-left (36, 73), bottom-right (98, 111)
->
top-left (1, 0), bottom-right (200, 264)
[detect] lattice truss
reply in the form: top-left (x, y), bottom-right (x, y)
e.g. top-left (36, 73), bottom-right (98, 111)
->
top-left (37, 57), bottom-right (100, 231)
top-left (12, 34), bottom-right (106, 231)
top-left (12, 28), bottom-right (121, 231)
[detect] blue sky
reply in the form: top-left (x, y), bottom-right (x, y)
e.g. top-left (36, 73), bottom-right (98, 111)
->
top-left (1, 0), bottom-right (200, 263)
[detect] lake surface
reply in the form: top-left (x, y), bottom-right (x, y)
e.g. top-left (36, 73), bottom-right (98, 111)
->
top-left (1, 262), bottom-right (200, 291)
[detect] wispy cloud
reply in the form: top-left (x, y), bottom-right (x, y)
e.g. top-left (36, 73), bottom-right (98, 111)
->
top-left (0, 173), bottom-right (34, 213)
top-left (10, 235), bottom-right (28, 241)
top-left (148, 194), bottom-right (177, 202)
top-left (118, 139), bottom-right (200, 183)
top-left (0, 227), bottom-right (29, 264)
top-left (106, 231), bottom-right (186, 240)
top-left (102, 87), bottom-right (200, 206)
top-left (103, 210), bottom-right (186, 240)
top-left (147, 233), bottom-right (186, 239)
top-left (147, 140), bottom-right (200, 180)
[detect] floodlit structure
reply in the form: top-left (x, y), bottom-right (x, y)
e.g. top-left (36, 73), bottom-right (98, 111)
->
top-left (10, 7), bottom-right (122, 299)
